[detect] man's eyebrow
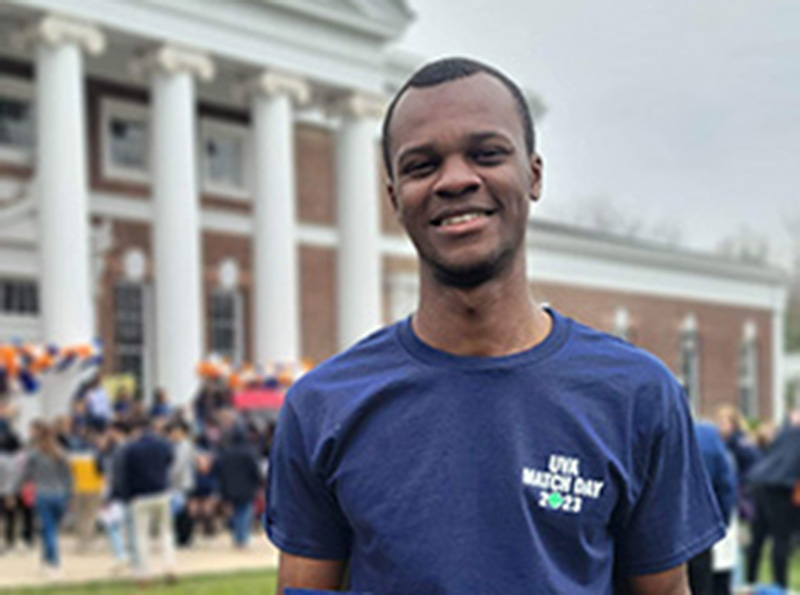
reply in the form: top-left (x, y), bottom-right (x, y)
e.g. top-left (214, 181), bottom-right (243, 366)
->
top-left (468, 131), bottom-right (514, 144)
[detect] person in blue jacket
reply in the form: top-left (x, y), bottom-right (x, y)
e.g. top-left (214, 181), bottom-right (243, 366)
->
top-left (266, 56), bottom-right (724, 595)
top-left (745, 416), bottom-right (800, 588)
top-left (215, 429), bottom-right (262, 548)
top-left (688, 421), bottom-right (737, 595)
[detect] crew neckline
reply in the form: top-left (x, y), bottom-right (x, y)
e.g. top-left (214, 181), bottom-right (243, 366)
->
top-left (396, 307), bottom-right (570, 370)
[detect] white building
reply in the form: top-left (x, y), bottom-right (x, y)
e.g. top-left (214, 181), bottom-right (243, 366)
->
top-left (0, 0), bottom-right (788, 426)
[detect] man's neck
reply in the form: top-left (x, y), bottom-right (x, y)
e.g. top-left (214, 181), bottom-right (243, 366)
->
top-left (413, 261), bottom-right (551, 357)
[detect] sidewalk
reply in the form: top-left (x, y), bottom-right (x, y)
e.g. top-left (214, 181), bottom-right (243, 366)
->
top-left (0, 533), bottom-right (279, 589)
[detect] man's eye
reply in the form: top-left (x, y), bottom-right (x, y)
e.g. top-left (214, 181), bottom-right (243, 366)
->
top-left (402, 161), bottom-right (435, 177)
top-left (474, 148), bottom-right (507, 163)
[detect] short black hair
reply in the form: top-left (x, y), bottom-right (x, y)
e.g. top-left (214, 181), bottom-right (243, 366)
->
top-left (110, 420), bottom-right (130, 435)
top-left (381, 57), bottom-right (535, 179)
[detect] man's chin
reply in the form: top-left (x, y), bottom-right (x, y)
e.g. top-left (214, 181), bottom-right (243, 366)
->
top-left (427, 258), bottom-right (508, 290)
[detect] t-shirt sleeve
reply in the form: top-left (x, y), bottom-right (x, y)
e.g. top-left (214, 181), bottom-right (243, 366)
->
top-left (617, 382), bottom-right (725, 575)
top-left (265, 399), bottom-right (353, 560)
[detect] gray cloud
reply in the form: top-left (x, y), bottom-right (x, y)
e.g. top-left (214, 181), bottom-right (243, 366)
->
top-left (398, 0), bottom-right (800, 265)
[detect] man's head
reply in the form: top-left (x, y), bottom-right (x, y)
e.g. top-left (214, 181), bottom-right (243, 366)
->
top-left (383, 57), bottom-right (543, 289)
top-left (382, 57), bottom-right (535, 180)
top-left (167, 419), bottom-right (190, 442)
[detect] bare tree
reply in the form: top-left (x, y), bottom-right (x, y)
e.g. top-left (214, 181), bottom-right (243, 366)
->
top-left (715, 225), bottom-right (771, 265)
top-left (559, 196), bottom-right (683, 247)
top-left (785, 214), bottom-right (800, 351)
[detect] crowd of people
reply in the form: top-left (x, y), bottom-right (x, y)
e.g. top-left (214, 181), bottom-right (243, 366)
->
top-left (702, 405), bottom-right (800, 593)
top-left (0, 376), bottom-right (274, 584)
top-left (1, 369), bottom-right (800, 589)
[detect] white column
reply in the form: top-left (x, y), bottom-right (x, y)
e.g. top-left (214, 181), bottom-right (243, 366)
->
top-left (144, 46), bottom-right (214, 406)
top-left (33, 16), bottom-right (105, 416)
top-left (334, 92), bottom-right (386, 349)
top-left (250, 71), bottom-right (309, 364)
top-left (772, 289), bottom-right (787, 423)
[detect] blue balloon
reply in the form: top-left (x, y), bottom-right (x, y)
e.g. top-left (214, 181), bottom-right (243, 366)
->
top-left (56, 355), bottom-right (76, 372)
top-left (18, 370), bottom-right (38, 394)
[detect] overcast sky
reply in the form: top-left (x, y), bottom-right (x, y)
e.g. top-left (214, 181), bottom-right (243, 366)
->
top-left (396, 0), bottom-right (800, 266)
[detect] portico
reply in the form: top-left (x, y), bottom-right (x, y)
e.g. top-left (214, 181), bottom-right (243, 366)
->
top-left (0, 0), bottom-right (412, 416)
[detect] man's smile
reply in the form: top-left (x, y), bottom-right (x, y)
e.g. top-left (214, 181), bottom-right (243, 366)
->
top-left (430, 207), bottom-right (497, 227)
top-left (430, 209), bottom-right (497, 236)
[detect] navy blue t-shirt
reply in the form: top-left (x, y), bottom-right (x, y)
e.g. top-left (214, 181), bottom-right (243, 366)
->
top-left (266, 309), bottom-right (724, 594)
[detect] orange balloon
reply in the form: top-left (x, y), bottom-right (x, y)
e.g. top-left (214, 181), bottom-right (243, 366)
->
top-left (74, 344), bottom-right (93, 358)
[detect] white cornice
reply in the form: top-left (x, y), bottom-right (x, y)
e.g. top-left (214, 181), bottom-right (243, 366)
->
top-left (1, 0), bottom-right (404, 93)
top-left (527, 219), bottom-right (787, 310)
top-left (256, 0), bottom-right (413, 40)
top-left (382, 49), bottom-right (423, 93)
top-left (528, 219), bottom-right (787, 286)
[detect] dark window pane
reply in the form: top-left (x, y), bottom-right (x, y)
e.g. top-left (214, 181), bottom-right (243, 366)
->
top-left (0, 97), bottom-right (33, 148)
top-left (109, 117), bottom-right (147, 170)
top-left (0, 279), bottom-right (38, 314)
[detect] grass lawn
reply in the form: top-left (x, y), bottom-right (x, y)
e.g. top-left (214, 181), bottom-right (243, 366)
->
top-left (758, 543), bottom-right (800, 591)
top-left (1, 569), bottom-right (277, 595)
top-left (3, 550), bottom-right (799, 594)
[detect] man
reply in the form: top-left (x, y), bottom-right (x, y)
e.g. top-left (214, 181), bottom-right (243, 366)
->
top-left (121, 417), bottom-right (175, 584)
top-left (215, 429), bottom-right (262, 549)
top-left (266, 57), bottom-right (724, 594)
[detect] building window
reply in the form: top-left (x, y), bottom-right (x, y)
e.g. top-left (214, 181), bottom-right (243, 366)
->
top-left (613, 306), bottom-right (631, 341)
top-left (208, 290), bottom-right (243, 364)
top-left (113, 283), bottom-right (149, 399)
top-left (100, 98), bottom-right (149, 183)
top-left (199, 118), bottom-right (250, 198)
top-left (0, 75), bottom-right (34, 166)
top-left (678, 314), bottom-right (701, 407)
top-left (0, 279), bottom-right (38, 315)
top-left (387, 273), bottom-right (418, 322)
top-left (739, 321), bottom-right (759, 418)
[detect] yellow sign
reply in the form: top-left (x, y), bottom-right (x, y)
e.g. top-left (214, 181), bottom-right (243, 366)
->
top-left (70, 454), bottom-right (105, 494)
top-left (102, 374), bottom-right (137, 400)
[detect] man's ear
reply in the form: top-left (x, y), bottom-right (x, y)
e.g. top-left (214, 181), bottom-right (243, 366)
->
top-left (529, 153), bottom-right (544, 203)
top-left (387, 180), bottom-right (400, 216)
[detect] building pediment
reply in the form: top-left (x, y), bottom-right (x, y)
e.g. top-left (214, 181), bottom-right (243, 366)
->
top-left (251, 0), bottom-right (414, 40)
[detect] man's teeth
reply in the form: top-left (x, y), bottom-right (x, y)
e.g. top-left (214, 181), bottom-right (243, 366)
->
top-left (440, 212), bottom-right (486, 226)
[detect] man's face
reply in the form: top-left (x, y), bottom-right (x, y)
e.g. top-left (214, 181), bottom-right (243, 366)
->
top-left (387, 73), bottom-right (542, 287)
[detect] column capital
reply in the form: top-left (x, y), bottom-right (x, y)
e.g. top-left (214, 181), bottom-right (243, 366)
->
top-left (330, 91), bottom-right (387, 120)
top-left (15, 14), bottom-right (105, 55)
top-left (132, 44), bottom-right (215, 82)
top-left (250, 70), bottom-right (311, 106)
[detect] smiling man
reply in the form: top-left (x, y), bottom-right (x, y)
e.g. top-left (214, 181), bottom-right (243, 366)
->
top-left (265, 57), bottom-right (724, 594)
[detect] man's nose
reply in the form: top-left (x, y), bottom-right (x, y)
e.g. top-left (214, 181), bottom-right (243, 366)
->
top-left (433, 156), bottom-right (481, 198)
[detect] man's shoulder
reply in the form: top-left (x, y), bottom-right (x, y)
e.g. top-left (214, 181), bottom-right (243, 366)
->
top-left (131, 433), bottom-right (171, 455)
top-left (559, 313), bottom-right (684, 412)
top-left (281, 321), bottom-right (409, 433)
top-left (291, 322), bottom-right (405, 397)
top-left (567, 316), bottom-right (675, 376)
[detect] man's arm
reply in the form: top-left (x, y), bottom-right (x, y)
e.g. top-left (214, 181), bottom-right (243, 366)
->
top-left (275, 551), bottom-right (347, 594)
top-left (620, 565), bottom-right (690, 595)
